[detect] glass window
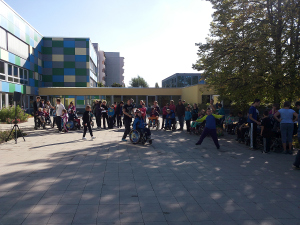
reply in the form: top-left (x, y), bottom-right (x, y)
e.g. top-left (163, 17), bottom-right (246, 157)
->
top-left (192, 76), bottom-right (199, 85)
top-left (114, 95), bottom-right (121, 104)
top-left (8, 33), bottom-right (29, 59)
top-left (177, 76), bottom-right (185, 87)
top-left (171, 96), bottom-right (181, 104)
top-left (13, 66), bottom-right (18, 77)
top-left (8, 65), bottom-right (12, 75)
top-left (0, 27), bottom-right (7, 50)
top-left (186, 76), bottom-right (191, 86)
top-left (0, 61), bottom-right (4, 74)
top-left (0, 75), bottom-right (5, 80)
top-left (24, 70), bottom-right (28, 79)
top-left (8, 77), bottom-right (13, 82)
top-left (19, 68), bottom-right (23, 78)
top-left (157, 96), bottom-right (171, 108)
top-left (14, 78), bottom-right (19, 83)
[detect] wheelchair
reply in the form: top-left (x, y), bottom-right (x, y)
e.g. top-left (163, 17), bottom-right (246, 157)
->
top-left (148, 117), bottom-right (160, 130)
top-left (129, 129), bottom-right (153, 145)
top-left (34, 115), bottom-right (45, 129)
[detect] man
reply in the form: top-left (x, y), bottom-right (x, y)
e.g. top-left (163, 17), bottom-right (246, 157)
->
top-left (130, 98), bottom-right (136, 108)
top-left (116, 101), bottom-right (124, 128)
top-left (236, 112), bottom-right (247, 142)
top-left (55, 98), bottom-right (65, 133)
top-left (33, 96), bottom-right (42, 129)
top-left (122, 99), bottom-right (134, 141)
top-left (209, 99), bottom-right (216, 113)
top-left (95, 100), bottom-right (101, 129)
top-left (247, 99), bottom-right (261, 149)
top-left (169, 100), bottom-right (176, 113)
top-left (176, 99), bottom-right (185, 131)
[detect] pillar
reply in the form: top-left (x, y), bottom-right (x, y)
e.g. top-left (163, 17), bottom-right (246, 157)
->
top-left (5, 93), bottom-right (9, 107)
top-left (0, 93), bottom-right (2, 109)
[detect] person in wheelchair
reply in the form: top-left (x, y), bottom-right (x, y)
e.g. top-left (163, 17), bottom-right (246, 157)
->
top-left (37, 108), bottom-right (46, 129)
top-left (149, 108), bottom-right (159, 127)
top-left (133, 110), bottom-right (151, 139)
top-left (43, 108), bottom-right (51, 125)
top-left (165, 109), bottom-right (176, 130)
top-left (225, 112), bottom-right (236, 134)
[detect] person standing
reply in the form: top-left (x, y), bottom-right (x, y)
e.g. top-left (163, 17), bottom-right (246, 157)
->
top-left (33, 96), bottom-right (42, 129)
top-left (115, 101), bottom-right (124, 128)
top-left (192, 103), bottom-right (199, 121)
top-left (95, 100), bottom-right (101, 129)
top-left (55, 98), bottom-right (65, 133)
top-left (185, 107), bottom-right (192, 132)
top-left (161, 103), bottom-right (169, 129)
top-left (247, 99), bottom-right (261, 149)
top-left (82, 105), bottom-right (96, 140)
top-left (176, 99), bottom-right (185, 131)
top-left (101, 100), bottom-right (108, 129)
top-left (274, 101), bottom-right (298, 154)
top-left (260, 111), bottom-right (272, 153)
top-left (209, 99), bottom-right (216, 113)
top-left (169, 100), bottom-right (176, 113)
top-left (122, 99), bottom-right (134, 141)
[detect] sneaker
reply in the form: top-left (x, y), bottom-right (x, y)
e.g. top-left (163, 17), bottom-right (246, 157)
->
top-left (91, 136), bottom-right (96, 140)
top-left (292, 164), bottom-right (300, 170)
top-left (82, 137), bottom-right (87, 140)
top-left (121, 138), bottom-right (127, 142)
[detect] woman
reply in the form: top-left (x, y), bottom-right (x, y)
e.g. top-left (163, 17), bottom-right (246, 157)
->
top-left (68, 101), bottom-right (76, 113)
top-left (192, 103), bottom-right (199, 121)
top-left (45, 100), bottom-right (54, 113)
top-left (274, 101), bottom-right (298, 154)
top-left (161, 103), bottom-right (169, 129)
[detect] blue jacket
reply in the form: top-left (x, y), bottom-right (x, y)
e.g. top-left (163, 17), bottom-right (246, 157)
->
top-left (133, 116), bottom-right (146, 130)
top-left (185, 111), bottom-right (192, 121)
top-left (166, 110), bottom-right (175, 119)
top-left (108, 108), bottom-right (114, 117)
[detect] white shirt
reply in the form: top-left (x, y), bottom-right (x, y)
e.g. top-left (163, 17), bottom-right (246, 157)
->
top-left (56, 104), bottom-right (65, 116)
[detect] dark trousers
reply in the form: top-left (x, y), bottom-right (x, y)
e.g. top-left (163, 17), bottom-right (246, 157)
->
top-left (196, 127), bottom-right (220, 148)
top-left (113, 114), bottom-right (116, 125)
top-left (117, 115), bottom-right (122, 127)
top-left (178, 115), bottom-right (184, 130)
top-left (161, 115), bottom-right (166, 129)
top-left (165, 118), bottom-right (175, 129)
top-left (140, 128), bottom-right (151, 137)
top-left (108, 116), bottom-right (114, 129)
top-left (237, 127), bottom-right (247, 140)
top-left (122, 119), bottom-right (131, 139)
top-left (83, 123), bottom-right (93, 137)
top-left (186, 120), bottom-right (191, 132)
top-left (263, 137), bottom-right (271, 153)
top-left (102, 114), bottom-right (108, 128)
top-left (56, 116), bottom-right (62, 131)
top-left (96, 114), bottom-right (101, 128)
top-left (250, 123), bottom-right (257, 149)
top-left (34, 114), bottom-right (38, 128)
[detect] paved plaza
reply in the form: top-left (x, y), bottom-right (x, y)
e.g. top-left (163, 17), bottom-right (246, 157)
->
top-left (0, 119), bottom-right (300, 225)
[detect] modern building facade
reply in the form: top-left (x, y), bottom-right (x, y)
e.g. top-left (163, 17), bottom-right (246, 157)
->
top-left (162, 73), bottom-right (205, 88)
top-left (93, 43), bottom-right (106, 85)
top-left (105, 52), bottom-right (124, 86)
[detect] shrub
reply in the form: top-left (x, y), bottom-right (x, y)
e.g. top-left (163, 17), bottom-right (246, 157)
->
top-left (0, 106), bottom-right (30, 123)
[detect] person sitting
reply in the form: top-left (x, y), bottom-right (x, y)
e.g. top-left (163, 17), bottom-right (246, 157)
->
top-left (43, 108), bottom-right (50, 124)
top-left (68, 101), bottom-right (76, 113)
top-left (236, 112), bottom-right (247, 142)
top-left (225, 112), bottom-right (235, 134)
top-left (133, 110), bottom-right (151, 138)
top-left (37, 108), bottom-right (46, 128)
top-left (149, 108), bottom-right (159, 127)
top-left (108, 104), bottom-right (115, 129)
top-left (165, 109), bottom-right (175, 130)
top-left (68, 109), bottom-right (77, 121)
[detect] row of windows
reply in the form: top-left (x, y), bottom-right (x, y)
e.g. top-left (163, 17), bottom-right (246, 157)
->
top-left (162, 75), bottom-right (204, 87)
top-left (90, 58), bottom-right (96, 75)
top-left (0, 60), bottom-right (29, 84)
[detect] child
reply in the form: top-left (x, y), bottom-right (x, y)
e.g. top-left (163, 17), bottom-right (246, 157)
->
top-left (82, 105), bottom-right (96, 140)
top-left (149, 108), bottom-right (159, 127)
top-left (68, 109), bottom-right (77, 121)
top-left (37, 108), bottom-right (45, 128)
top-left (161, 103), bottom-right (169, 129)
top-left (61, 109), bottom-right (69, 132)
top-left (195, 108), bottom-right (224, 149)
top-left (225, 112), bottom-right (235, 134)
top-left (165, 109), bottom-right (175, 130)
top-left (185, 107), bottom-right (192, 132)
top-left (260, 110), bottom-right (272, 153)
top-left (108, 105), bottom-right (115, 129)
top-left (141, 103), bottom-right (147, 122)
top-left (101, 100), bottom-right (108, 129)
top-left (133, 110), bottom-right (151, 138)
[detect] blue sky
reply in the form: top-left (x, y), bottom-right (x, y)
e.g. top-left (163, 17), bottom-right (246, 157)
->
top-left (5, 0), bottom-right (214, 87)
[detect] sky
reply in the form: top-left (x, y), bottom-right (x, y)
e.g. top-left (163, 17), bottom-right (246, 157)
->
top-left (5, 0), bottom-right (214, 87)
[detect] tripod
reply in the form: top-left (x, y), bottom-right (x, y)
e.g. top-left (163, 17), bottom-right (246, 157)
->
top-left (5, 104), bottom-right (25, 144)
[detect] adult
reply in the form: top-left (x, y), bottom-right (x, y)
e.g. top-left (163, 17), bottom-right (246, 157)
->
top-left (137, 100), bottom-right (144, 108)
top-left (152, 101), bottom-right (160, 113)
top-left (45, 100), bottom-right (54, 114)
top-left (274, 101), bottom-right (298, 154)
top-left (33, 96), bottom-right (42, 129)
top-left (161, 103), bottom-right (169, 129)
top-left (115, 101), bottom-right (124, 128)
top-left (101, 100), bottom-right (108, 129)
top-left (95, 100), bottom-right (101, 129)
top-left (68, 101), bottom-right (76, 113)
top-left (191, 103), bottom-right (199, 121)
top-left (247, 99), bottom-right (261, 149)
top-left (55, 98), bottom-right (65, 133)
top-left (176, 99), bottom-right (185, 131)
top-left (269, 103), bottom-right (279, 115)
top-left (217, 104), bottom-right (225, 116)
top-left (236, 112), bottom-right (247, 142)
top-left (169, 100), bottom-right (176, 112)
top-left (131, 98), bottom-right (136, 109)
top-left (209, 99), bottom-right (216, 113)
top-left (122, 99), bottom-right (134, 141)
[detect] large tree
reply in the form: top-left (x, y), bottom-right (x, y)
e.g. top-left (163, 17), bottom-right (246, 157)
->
top-left (130, 75), bottom-right (149, 87)
top-left (193, 0), bottom-right (300, 106)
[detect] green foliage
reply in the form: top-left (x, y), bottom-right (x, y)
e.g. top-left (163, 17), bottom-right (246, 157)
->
top-left (97, 82), bottom-right (104, 87)
top-left (111, 83), bottom-right (123, 87)
top-left (130, 75), bottom-right (149, 87)
top-left (193, 0), bottom-right (300, 106)
top-left (0, 130), bottom-right (27, 144)
top-left (0, 106), bottom-right (30, 123)
top-left (155, 82), bottom-right (159, 88)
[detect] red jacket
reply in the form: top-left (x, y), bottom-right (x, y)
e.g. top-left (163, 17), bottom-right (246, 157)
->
top-left (162, 106), bottom-right (168, 116)
top-left (169, 104), bottom-right (176, 112)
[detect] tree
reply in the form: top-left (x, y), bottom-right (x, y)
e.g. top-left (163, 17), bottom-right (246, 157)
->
top-left (155, 82), bottom-right (159, 88)
top-left (193, 0), bottom-right (300, 107)
top-left (97, 82), bottom-right (104, 87)
top-left (111, 83), bottom-right (123, 87)
top-left (129, 75), bottom-right (149, 87)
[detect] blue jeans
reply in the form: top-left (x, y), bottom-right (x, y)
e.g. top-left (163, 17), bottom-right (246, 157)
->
top-left (178, 116), bottom-right (184, 130)
top-left (280, 123), bottom-right (294, 143)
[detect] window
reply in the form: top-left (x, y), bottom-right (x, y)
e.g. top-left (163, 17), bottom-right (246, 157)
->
top-left (0, 61), bottom-right (5, 80)
top-left (192, 76), bottom-right (199, 85)
top-left (13, 66), bottom-right (18, 77)
top-left (7, 33), bottom-right (29, 59)
top-left (0, 27), bottom-right (7, 50)
top-left (8, 64), bottom-right (12, 75)
top-left (20, 68), bottom-right (28, 85)
top-left (90, 59), bottom-right (96, 75)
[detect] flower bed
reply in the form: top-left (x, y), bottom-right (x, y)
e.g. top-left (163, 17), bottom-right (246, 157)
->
top-left (0, 106), bottom-right (30, 124)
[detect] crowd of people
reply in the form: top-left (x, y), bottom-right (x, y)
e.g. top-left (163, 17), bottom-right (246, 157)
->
top-left (32, 96), bottom-right (300, 169)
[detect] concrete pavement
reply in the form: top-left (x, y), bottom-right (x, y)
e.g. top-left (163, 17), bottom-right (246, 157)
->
top-left (0, 121), bottom-right (299, 225)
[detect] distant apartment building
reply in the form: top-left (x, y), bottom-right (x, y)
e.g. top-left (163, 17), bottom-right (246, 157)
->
top-left (104, 52), bottom-right (124, 86)
top-left (93, 43), bottom-right (106, 85)
top-left (162, 73), bottom-right (204, 88)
